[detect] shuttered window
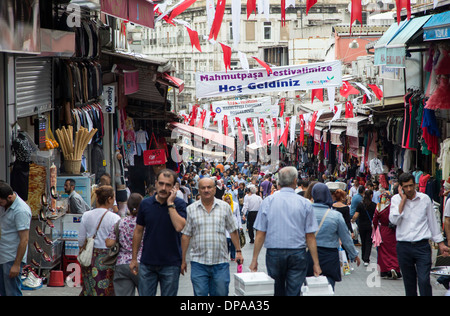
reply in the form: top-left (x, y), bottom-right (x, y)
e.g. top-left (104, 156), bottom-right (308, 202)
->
top-left (15, 57), bottom-right (52, 118)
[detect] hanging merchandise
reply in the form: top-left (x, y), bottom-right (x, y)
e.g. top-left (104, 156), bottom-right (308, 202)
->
top-left (143, 133), bottom-right (167, 166)
top-left (425, 76), bottom-right (450, 110)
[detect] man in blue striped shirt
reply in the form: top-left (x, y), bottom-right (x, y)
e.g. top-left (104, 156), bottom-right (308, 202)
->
top-left (249, 167), bottom-right (321, 296)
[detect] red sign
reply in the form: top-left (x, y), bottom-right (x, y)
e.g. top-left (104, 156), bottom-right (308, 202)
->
top-left (101, 0), bottom-right (129, 20)
top-left (128, 0), bottom-right (155, 29)
top-left (143, 149), bottom-right (166, 166)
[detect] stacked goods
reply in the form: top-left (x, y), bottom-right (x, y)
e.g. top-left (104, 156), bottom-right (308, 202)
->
top-left (55, 126), bottom-right (97, 174)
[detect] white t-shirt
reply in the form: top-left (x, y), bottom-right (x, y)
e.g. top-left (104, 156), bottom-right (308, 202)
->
top-left (78, 208), bottom-right (120, 249)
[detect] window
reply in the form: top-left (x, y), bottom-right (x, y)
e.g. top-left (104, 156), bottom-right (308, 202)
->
top-left (263, 22), bottom-right (271, 40)
top-left (229, 22), bottom-right (233, 40)
top-left (246, 21), bottom-right (255, 41)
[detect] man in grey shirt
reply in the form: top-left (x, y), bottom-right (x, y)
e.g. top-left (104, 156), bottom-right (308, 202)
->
top-left (64, 179), bottom-right (91, 214)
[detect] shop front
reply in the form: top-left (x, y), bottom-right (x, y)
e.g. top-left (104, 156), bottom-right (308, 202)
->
top-left (372, 7), bottom-right (450, 216)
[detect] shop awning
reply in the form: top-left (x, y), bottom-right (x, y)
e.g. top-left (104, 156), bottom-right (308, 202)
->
top-left (169, 122), bottom-right (235, 149)
top-left (385, 15), bottom-right (431, 67)
top-left (423, 11), bottom-right (450, 41)
top-left (330, 128), bottom-right (346, 145)
top-left (157, 73), bottom-right (185, 93)
top-left (374, 20), bottom-right (408, 66)
top-left (346, 116), bottom-right (368, 137)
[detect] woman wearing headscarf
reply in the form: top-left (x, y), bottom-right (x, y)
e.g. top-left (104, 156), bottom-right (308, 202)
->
top-left (306, 183), bottom-right (360, 290)
top-left (372, 191), bottom-right (401, 279)
top-left (223, 193), bottom-right (242, 261)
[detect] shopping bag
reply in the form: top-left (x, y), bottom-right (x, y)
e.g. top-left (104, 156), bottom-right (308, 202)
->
top-left (143, 132), bottom-right (167, 166)
top-left (143, 149), bottom-right (166, 166)
top-left (339, 247), bottom-right (351, 275)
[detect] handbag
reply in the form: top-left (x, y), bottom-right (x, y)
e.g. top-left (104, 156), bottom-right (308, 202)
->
top-left (102, 220), bottom-right (121, 266)
top-left (78, 210), bottom-right (109, 267)
top-left (239, 229), bottom-right (246, 248)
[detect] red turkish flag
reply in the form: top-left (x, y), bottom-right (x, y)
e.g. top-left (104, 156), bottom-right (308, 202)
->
top-left (247, 0), bottom-right (256, 19)
top-left (260, 119), bottom-right (268, 146)
top-left (299, 114), bottom-right (305, 146)
top-left (167, 0), bottom-right (197, 24)
top-left (186, 26), bottom-right (202, 52)
top-left (350, 0), bottom-right (362, 34)
top-left (345, 101), bottom-right (354, 118)
top-left (311, 89), bottom-right (323, 103)
top-left (223, 115), bottom-right (229, 136)
top-left (396, 0), bottom-right (411, 24)
top-left (220, 43), bottom-right (232, 72)
top-left (279, 98), bottom-right (286, 117)
top-left (252, 57), bottom-right (273, 75)
top-left (306, 0), bottom-right (317, 15)
top-left (209, 0), bottom-right (226, 40)
top-left (309, 111), bottom-right (318, 135)
top-left (235, 117), bottom-right (244, 141)
top-left (281, 0), bottom-right (286, 27)
top-left (368, 84), bottom-right (383, 100)
top-left (340, 81), bottom-right (360, 98)
top-left (279, 117), bottom-right (290, 147)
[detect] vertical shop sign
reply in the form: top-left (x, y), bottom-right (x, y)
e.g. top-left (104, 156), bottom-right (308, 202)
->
top-left (102, 84), bottom-right (116, 114)
top-left (128, 0), bottom-right (155, 28)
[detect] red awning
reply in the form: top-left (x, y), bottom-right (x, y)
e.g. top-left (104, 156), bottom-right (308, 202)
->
top-left (158, 73), bottom-right (184, 93)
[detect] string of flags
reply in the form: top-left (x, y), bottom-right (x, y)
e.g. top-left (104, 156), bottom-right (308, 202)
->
top-left (154, 0), bottom-right (412, 74)
top-left (177, 79), bottom-right (382, 147)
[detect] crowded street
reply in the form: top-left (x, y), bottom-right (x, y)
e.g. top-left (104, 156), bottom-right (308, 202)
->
top-left (1, 0), bottom-right (450, 298)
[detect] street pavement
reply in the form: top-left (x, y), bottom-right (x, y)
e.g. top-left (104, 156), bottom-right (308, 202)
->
top-left (24, 230), bottom-right (448, 297)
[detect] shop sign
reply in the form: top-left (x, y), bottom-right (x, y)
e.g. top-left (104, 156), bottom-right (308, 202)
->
top-left (211, 96), bottom-right (278, 119)
top-left (102, 84), bottom-right (116, 114)
top-left (385, 47), bottom-right (406, 68)
top-left (195, 60), bottom-right (342, 99)
top-left (424, 26), bottom-right (450, 41)
top-left (128, 0), bottom-right (155, 29)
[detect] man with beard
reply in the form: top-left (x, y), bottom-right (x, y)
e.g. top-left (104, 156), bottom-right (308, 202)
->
top-left (64, 179), bottom-right (91, 214)
top-left (0, 181), bottom-right (32, 296)
top-left (130, 169), bottom-right (186, 296)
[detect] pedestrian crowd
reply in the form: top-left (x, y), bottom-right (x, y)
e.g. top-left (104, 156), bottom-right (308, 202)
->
top-left (1, 161), bottom-right (450, 296)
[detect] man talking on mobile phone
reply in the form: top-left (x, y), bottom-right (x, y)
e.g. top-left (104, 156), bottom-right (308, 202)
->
top-left (389, 173), bottom-right (450, 296)
top-left (130, 169), bottom-right (187, 296)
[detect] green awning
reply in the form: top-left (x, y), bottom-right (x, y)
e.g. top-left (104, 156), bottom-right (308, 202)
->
top-left (385, 15), bottom-right (431, 67)
top-left (374, 20), bottom-right (408, 66)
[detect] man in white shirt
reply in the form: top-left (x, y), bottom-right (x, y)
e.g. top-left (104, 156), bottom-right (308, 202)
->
top-left (389, 173), bottom-right (450, 296)
top-left (242, 185), bottom-right (262, 243)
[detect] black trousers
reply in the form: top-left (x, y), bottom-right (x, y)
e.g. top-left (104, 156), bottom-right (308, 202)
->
top-left (359, 228), bottom-right (373, 263)
top-left (397, 240), bottom-right (432, 296)
top-left (247, 211), bottom-right (258, 242)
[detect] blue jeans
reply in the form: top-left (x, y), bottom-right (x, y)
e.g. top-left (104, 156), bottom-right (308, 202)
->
top-left (190, 261), bottom-right (230, 296)
top-left (266, 248), bottom-right (307, 296)
top-left (397, 240), bottom-right (432, 296)
top-left (138, 264), bottom-right (181, 296)
top-left (0, 261), bottom-right (23, 296)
